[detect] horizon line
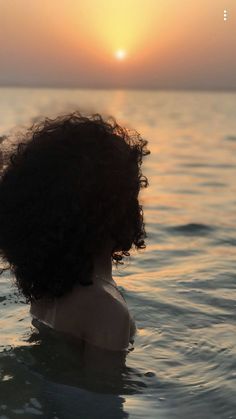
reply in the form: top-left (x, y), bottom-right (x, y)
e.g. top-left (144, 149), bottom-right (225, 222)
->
top-left (0, 82), bottom-right (235, 94)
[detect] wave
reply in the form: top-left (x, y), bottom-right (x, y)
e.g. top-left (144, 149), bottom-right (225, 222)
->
top-left (224, 135), bottom-right (236, 141)
top-left (166, 223), bottom-right (214, 236)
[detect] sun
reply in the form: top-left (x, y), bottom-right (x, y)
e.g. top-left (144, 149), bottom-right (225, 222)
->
top-left (114, 49), bottom-right (127, 61)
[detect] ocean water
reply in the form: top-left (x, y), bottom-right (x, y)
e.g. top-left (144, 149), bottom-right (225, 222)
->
top-left (0, 87), bottom-right (236, 419)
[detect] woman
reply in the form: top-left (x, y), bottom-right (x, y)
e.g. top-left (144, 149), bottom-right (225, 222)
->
top-left (0, 112), bottom-right (150, 351)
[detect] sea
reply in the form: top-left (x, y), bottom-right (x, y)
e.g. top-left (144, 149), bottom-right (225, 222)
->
top-left (0, 87), bottom-right (236, 419)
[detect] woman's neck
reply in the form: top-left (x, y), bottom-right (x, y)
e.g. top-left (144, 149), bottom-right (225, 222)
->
top-left (91, 240), bottom-right (114, 285)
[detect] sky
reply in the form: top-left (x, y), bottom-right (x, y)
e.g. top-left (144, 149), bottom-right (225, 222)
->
top-left (0, 0), bottom-right (235, 90)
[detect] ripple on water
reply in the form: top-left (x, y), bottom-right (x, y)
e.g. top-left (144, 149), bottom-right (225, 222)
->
top-left (213, 237), bottom-right (236, 247)
top-left (224, 135), bottom-right (236, 142)
top-left (166, 223), bottom-right (215, 236)
top-left (198, 181), bottom-right (226, 188)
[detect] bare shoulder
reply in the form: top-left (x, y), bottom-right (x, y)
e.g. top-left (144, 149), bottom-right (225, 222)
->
top-left (76, 287), bottom-right (131, 351)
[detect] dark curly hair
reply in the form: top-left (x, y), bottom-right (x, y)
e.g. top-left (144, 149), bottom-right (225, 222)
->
top-left (0, 111), bottom-right (150, 303)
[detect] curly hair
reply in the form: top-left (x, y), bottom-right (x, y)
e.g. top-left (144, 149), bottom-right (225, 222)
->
top-left (0, 111), bottom-right (150, 303)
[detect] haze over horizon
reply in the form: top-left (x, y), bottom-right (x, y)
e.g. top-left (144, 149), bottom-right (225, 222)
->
top-left (1, 0), bottom-right (235, 91)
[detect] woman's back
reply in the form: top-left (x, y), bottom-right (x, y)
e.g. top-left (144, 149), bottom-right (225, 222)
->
top-left (30, 276), bottom-right (136, 351)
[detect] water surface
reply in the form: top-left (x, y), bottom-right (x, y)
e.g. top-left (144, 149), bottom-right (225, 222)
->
top-left (1, 87), bottom-right (236, 418)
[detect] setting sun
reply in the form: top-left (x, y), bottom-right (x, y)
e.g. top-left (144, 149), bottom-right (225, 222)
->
top-left (114, 49), bottom-right (127, 61)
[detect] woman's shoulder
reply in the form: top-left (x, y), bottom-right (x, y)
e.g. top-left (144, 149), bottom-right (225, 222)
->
top-left (72, 285), bottom-right (131, 351)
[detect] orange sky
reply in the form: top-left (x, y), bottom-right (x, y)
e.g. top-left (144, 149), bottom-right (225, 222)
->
top-left (0, 0), bottom-right (235, 90)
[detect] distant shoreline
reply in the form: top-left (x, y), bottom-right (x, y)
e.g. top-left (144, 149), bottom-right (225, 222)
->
top-left (0, 84), bottom-right (235, 94)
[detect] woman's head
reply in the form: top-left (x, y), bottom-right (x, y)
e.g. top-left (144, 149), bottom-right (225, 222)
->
top-left (0, 111), bottom-right (150, 303)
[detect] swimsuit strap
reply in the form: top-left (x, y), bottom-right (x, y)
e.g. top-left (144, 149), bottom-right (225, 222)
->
top-left (98, 275), bottom-right (127, 303)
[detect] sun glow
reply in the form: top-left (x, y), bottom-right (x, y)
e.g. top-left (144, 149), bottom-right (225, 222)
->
top-left (114, 49), bottom-right (127, 60)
